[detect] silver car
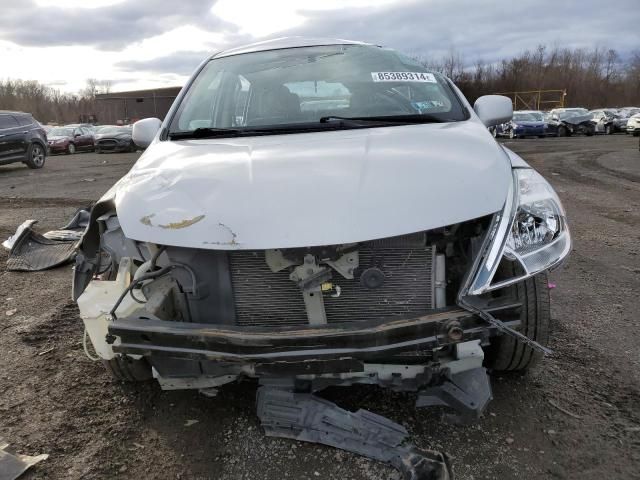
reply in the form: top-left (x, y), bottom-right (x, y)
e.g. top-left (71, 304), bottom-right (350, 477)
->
top-left (74, 38), bottom-right (571, 422)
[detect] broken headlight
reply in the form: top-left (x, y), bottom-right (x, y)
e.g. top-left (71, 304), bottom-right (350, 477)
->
top-left (466, 168), bottom-right (570, 295)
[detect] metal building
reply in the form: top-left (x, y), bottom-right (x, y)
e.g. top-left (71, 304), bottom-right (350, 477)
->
top-left (94, 87), bottom-right (182, 125)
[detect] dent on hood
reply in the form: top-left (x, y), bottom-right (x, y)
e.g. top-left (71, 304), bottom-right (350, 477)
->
top-left (110, 122), bottom-right (513, 250)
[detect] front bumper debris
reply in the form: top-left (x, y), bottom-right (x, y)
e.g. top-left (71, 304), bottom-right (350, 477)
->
top-left (108, 309), bottom-right (518, 362)
top-left (257, 386), bottom-right (454, 480)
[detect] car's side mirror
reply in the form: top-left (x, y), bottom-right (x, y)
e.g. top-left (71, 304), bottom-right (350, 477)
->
top-left (473, 95), bottom-right (513, 127)
top-left (132, 117), bottom-right (162, 148)
top-left (74, 133), bottom-right (81, 137)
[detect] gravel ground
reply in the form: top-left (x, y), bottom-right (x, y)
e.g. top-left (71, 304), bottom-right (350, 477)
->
top-left (1, 136), bottom-right (639, 479)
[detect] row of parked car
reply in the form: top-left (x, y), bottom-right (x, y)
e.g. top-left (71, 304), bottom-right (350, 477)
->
top-left (42, 123), bottom-right (136, 154)
top-left (0, 110), bottom-right (137, 169)
top-left (490, 107), bottom-right (640, 139)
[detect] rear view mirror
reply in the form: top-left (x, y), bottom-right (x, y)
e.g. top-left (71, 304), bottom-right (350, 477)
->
top-left (473, 95), bottom-right (513, 127)
top-left (132, 118), bottom-right (162, 148)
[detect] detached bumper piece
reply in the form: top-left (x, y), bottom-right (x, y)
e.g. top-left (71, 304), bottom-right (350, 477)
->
top-left (256, 387), bottom-right (453, 480)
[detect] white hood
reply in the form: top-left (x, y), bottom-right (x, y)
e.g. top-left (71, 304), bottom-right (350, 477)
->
top-left (112, 121), bottom-right (512, 250)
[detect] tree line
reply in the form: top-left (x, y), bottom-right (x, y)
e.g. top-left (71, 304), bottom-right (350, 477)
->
top-left (420, 45), bottom-right (640, 109)
top-left (1, 45), bottom-right (639, 124)
top-left (0, 78), bottom-right (111, 124)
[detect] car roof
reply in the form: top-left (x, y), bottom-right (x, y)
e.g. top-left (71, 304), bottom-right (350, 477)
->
top-left (213, 36), bottom-right (372, 59)
top-left (514, 110), bottom-right (543, 114)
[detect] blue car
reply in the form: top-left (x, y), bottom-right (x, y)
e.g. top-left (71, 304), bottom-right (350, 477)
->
top-left (491, 111), bottom-right (546, 139)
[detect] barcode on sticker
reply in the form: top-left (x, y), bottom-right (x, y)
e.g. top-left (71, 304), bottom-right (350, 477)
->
top-left (371, 72), bottom-right (437, 83)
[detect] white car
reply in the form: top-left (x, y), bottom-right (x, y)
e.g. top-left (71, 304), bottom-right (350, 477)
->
top-left (627, 113), bottom-right (640, 136)
top-left (74, 38), bottom-right (570, 420)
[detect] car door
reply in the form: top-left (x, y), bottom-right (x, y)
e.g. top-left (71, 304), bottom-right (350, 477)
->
top-left (72, 128), bottom-right (86, 149)
top-left (82, 127), bottom-right (95, 149)
top-left (0, 114), bottom-right (24, 163)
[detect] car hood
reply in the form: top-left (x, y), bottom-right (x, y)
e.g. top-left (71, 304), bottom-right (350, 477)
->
top-left (561, 114), bottom-right (592, 124)
top-left (110, 121), bottom-right (513, 250)
top-left (513, 121), bottom-right (544, 127)
top-left (96, 133), bottom-right (131, 140)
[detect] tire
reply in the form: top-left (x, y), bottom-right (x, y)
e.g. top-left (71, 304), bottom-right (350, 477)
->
top-left (585, 126), bottom-right (595, 137)
top-left (557, 126), bottom-right (568, 137)
top-left (66, 143), bottom-right (76, 155)
top-left (484, 268), bottom-right (551, 372)
top-left (25, 142), bottom-right (46, 169)
top-left (605, 125), bottom-right (612, 135)
top-left (509, 129), bottom-right (516, 139)
top-left (633, 132), bottom-right (639, 137)
top-left (103, 356), bottom-right (152, 382)
top-left (492, 128), bottom-right (498, 138)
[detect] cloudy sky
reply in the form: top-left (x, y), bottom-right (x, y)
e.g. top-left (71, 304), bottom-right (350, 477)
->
top-left (0, 0), bottom-right (638, 94)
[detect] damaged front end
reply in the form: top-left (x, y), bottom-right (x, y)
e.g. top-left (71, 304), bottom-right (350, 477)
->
top-left (74, 164), bottom-right (569, 418)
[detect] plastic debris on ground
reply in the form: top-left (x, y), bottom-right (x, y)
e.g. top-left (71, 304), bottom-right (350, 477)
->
top-left (0, 439), bottom-right (48, 480)
top-left (2, 208), bottom-right (90, 272)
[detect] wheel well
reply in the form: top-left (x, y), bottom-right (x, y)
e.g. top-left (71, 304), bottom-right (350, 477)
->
top-left (32, 140), bottom-right (46, 151)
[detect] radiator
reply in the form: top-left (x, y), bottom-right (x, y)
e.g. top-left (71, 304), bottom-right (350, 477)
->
top-left (229, 240), bottom-right (435, 328)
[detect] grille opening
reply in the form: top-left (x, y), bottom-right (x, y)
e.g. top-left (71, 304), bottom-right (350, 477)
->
top-left (228, 238), bottom-right (435, 328)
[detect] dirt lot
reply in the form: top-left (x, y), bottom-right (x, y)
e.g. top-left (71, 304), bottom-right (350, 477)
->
top-left (1, 136), bottom-right (639, 480)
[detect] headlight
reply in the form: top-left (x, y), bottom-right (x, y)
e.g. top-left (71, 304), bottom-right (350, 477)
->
top-left (511, 123), bottom-right (519, 128)
top-left (465, 168), bottom-right (570, 295)
top-left (55, 139), bottom-right (66, 144)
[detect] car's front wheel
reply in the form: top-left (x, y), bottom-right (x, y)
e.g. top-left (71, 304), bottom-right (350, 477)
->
top-left (605, 125), bottom-right (612, 135)
top-left (25, 143), bottom-right (46, 169)
top-left (67, 143), bottom-right (76, 155)
top-left (557, 126), bottom-right (568, 137)
top-left (484, 268), bottom-right (551, 372)
top-left (509, 130), bottom-right (517, 139)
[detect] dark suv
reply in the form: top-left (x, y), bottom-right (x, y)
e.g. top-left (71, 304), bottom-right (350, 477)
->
top-left (0, 111), bottom-right (48, 169)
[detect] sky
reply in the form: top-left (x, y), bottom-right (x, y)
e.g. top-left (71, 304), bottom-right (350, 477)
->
top-left (0, 0), bottom-right (638, 94)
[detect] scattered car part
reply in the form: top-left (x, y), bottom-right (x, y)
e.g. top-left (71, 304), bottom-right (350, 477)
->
top-left (0, 439), bottom-right (48, 480)
top-left (5, 221), bottom-right (77, 271)
top-left (257, 386), bottom-right (453, 480)
top-left (3, 209), bottom-right (90, 271)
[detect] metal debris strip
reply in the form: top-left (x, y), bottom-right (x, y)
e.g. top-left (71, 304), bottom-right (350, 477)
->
top-left (479, 310), bottom-right (553, 355)
top-left (256, 387), bottom-right (453, 480)
top-left (0, 440), bottom-right (48, 480)
top-left (460, 296), bottom-right (552, 355)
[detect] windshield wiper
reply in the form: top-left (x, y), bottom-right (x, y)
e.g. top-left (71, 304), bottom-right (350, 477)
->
top-left (169, 127), bottom-right (244, 140)
top-left (319, 114), bottom-right (447, 124)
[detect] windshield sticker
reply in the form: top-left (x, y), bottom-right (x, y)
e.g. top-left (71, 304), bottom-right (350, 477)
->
top-left (371, 72), bottom-right (437, 83)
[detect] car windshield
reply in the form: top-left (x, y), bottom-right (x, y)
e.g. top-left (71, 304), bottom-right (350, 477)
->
top-left (49, 127), bottom-right (74, 136)
top-left (513, 113), bottom-right (538, 121)
top-left (168, 44), bottom-right (467, 138)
